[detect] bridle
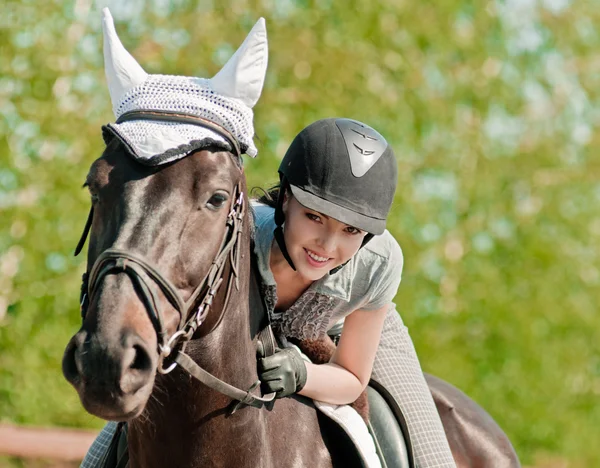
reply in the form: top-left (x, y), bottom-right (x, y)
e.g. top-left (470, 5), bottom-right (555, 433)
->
top-left (75, 112), bottom-right (275, 410)
top-left (79, 186), bottom-right (244, 369)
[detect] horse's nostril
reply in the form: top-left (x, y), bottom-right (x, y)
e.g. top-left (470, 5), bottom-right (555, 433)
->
top-left (130, 344), bottom-right (152, 372)
top-left (120, 341), bottom-right (154, 394)
top-left (62, 339), bottom-right (81, 385)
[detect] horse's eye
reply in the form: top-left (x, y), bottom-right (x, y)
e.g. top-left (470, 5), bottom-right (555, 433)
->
top-left (207, 193), bottom-right (228, 210)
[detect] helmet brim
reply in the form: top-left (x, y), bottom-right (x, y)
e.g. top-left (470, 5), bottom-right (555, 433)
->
top-left (289, 184), bottom-right (386, 235)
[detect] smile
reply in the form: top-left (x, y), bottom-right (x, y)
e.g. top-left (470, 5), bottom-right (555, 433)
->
top-left (304, 248), bottom-right (331, 266)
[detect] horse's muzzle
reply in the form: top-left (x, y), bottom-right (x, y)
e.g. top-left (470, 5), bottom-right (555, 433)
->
top-left (62, 328), bottom-right (156, 420)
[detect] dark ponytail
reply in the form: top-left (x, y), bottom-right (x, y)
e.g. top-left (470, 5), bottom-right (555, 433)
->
top-left (252, 183), bottom-right (283, 208)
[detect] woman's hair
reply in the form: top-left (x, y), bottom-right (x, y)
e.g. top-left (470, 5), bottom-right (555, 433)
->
top-left (252, 183), bottom-right (284, 208)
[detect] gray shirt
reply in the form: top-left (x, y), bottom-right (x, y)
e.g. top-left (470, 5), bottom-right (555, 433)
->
top-left (252, 202), bottom-right (404, 340)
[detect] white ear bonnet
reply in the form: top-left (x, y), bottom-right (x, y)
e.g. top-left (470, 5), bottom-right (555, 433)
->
top-left (101, 8), bottom-right (268, 165)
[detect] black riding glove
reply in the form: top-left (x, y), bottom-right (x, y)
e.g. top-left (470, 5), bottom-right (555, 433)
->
top-left (258, 347), bottom-right (308, 398)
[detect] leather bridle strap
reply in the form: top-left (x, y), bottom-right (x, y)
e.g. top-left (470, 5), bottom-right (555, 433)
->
top-left (86, 249), bottom-right (185, 351)
top-left (174, 352), bottom-right (274, 409)
top-left (74, 206), bottom-right (94, 257)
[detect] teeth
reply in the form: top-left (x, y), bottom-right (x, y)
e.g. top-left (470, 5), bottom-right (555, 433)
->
top-left (307, 250), bottom-right (329, 262)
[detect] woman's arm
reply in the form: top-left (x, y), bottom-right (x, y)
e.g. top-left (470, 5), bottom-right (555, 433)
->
top-left (297, 304), bottom-right (388, 405)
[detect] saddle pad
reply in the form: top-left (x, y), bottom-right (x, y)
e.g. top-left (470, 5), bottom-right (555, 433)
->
top-left (314, 400), bottom-right (382, 468)
top-left (284, 342), bottom-right (381, 468)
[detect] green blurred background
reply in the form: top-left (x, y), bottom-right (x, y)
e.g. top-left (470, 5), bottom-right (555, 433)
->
top-left (1, 0), bottom-right (599, 466)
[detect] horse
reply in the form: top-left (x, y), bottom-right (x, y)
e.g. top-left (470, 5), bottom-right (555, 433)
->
top-left (62, 134), bottom-right (520, 467)
top-left (63, 136), bottom-right (344, 467)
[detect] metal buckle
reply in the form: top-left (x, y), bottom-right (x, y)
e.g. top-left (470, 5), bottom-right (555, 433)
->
top-left (195, 305), bottom-right (205, 325)
top-left (157, 358), bottom-right (177, 374)
top-left (157, 330), bottom-right (186, 374)
top-left (159, 329), bottom-right (186, 357)
top-left (228, 191), bottom-right (244, 218)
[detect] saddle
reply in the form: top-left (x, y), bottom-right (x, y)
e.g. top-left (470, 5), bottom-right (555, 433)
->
top-left (285, 338), bottom-right (413, 468)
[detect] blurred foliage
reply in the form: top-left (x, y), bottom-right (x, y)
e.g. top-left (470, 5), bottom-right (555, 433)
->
top-left (1, 0), bottom-right (599, 466)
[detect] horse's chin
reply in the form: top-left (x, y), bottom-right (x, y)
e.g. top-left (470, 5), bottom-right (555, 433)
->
top-left (78, 381), bottom-right (154, 421)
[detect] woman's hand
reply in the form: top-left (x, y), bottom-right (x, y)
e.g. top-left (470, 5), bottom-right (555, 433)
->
top-left (259, 305), bottom-right (388, 404)
top-left (258, 347), bottom-right (308, 398)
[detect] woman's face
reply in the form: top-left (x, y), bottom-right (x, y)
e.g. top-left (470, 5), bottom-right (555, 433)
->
top-left (281, 195), bottom-right (368, 281)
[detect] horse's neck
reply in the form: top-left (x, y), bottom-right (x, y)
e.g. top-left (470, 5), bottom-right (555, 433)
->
top-left (129, 242), bottom-right (266, 467)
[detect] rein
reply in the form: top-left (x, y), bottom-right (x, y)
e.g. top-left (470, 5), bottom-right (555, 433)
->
top-left (75, 122), bottom-right (275, 409)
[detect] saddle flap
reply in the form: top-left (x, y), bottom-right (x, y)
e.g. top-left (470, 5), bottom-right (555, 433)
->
top-left (366, 385), bottom-right (412, 468)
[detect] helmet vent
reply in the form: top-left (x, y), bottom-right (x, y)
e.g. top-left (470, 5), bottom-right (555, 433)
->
top-left (335, 118), bottom-right (388, 178)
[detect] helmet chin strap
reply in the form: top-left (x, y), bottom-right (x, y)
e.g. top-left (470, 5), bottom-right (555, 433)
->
top-left (273, 225), bottom-right (297, 271)
top-left (274, 177), bottom-right (297, 271)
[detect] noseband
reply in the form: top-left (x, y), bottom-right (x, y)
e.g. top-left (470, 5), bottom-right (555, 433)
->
top-left (76, 119), bottom-right (275, 410)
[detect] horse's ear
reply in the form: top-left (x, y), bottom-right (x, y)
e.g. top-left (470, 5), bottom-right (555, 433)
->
top-left (102, 7), bottom-right (148, 115)
top-left (210, 18), bottom-right (268, 109)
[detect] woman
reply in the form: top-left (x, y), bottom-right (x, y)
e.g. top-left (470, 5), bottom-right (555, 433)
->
top-left (252, 118), bottom-right (456, 467)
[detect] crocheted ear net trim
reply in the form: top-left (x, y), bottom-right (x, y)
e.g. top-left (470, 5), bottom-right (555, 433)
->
top-left (111, 74), bottom-right (257, 161)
